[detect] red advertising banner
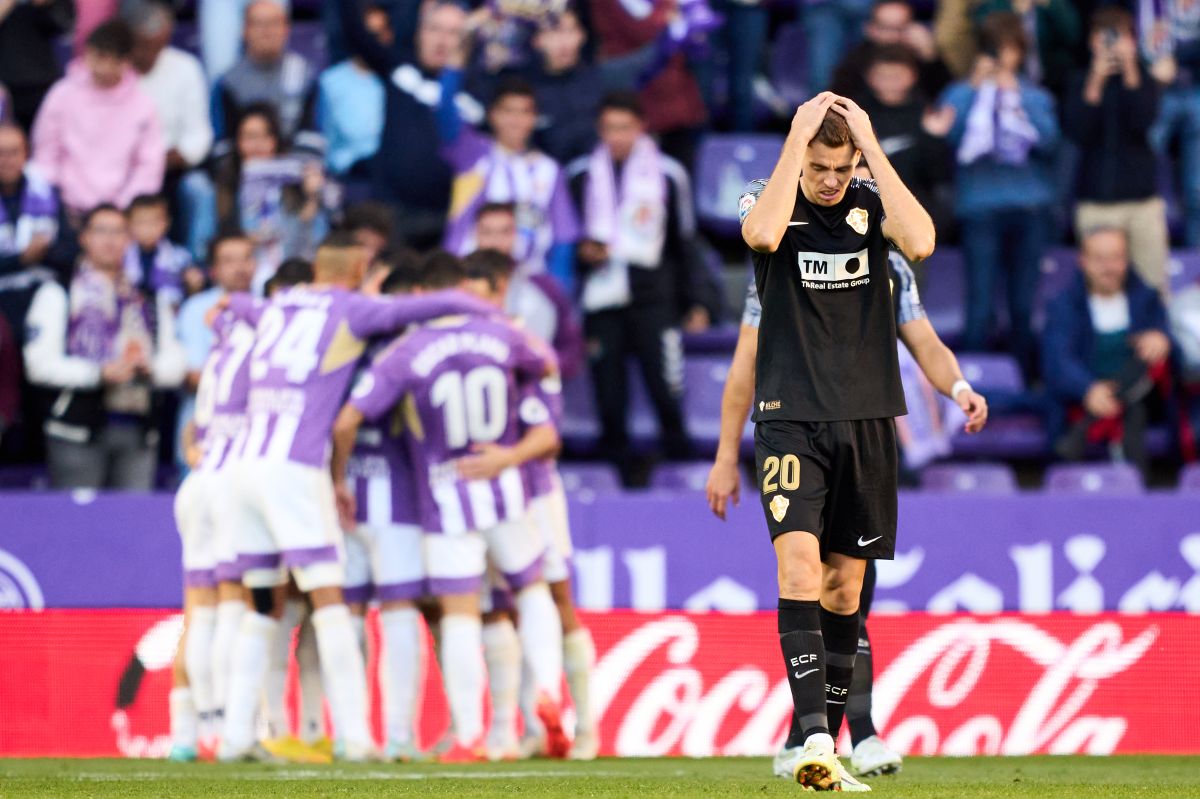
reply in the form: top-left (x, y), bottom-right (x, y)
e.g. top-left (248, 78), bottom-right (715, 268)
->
top-left (1, 610), bottom-right (1197, 757)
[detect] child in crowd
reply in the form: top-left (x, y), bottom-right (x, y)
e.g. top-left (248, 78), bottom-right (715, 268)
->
top-left (124, 194), bottom-right (204, 306)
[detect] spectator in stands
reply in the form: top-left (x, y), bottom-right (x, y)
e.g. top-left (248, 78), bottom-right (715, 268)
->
top-left (568, 91), bottom-right (703, 464)
top-left (1146, 1), bottom-right (1200, 247)
top-left (856, 45), bottom-right (952, 236)
top-left (201, 0), bottom-right (291, 83)
top-left (23, 204), bottom-right (185, 489)
top-left (830, 0), bottom-right (951, 103)
top-left (0, 0), bottom-right (74, 132)
top-left (802, 0), bottom-right (874, 93)
top-left (973, 0), bottom-right (1080, 99)
top-left (0, 312), bottom-right (18, 446)
top-left (213, 0), bottom-right (323, 157)
top-left (527, 9), bottom-right (604, 165)
top-left (931, 12), bottom-right (1059, 375)
top-left (318, 3), bottom-right (389, 181)
top-left (174, 231), bottom-right (255, 465)
top-left (124, 194), bottom-right (199, 306)
top-left (32, 21), bottom-right (166, 222)
top-left (1064, 7), bottom-right (1167, 296)
top-left (589, 0), bottom-right (708, 168)
top-left (0, 124), bottom-right (75, 335)
top-left (213, 104), bottom-right (333, 293)
top-left (343, 200), bottom-right (395, 266)
top-left (0, 83), bottom-right (11, 126)
top-left (339, 0), bottom-right (477, 250)
top-left (1042, 227), bottom-right (1173, 474)
top-left (129, 3), bottom-right (213, 187)
top-left (438, 75), bottom-right (579, 290)
top-left (472, 201), bottom-right (584, 379)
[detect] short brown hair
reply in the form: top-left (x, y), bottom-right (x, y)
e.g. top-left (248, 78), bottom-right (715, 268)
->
top-left (978, 11), bottom-right (1027, 61)
top-left (1090, 6), bottom-right (1133, 36)
top-left (813, 110), bottom-right (852, 149)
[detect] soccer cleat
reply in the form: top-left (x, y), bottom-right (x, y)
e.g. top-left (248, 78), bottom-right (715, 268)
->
top-left (385, 740), bottom-right (431, 763)
top-left (339, 741), bottom-right (383, 763)
top-left (851, 735), bottom-right (903, 778)
top-left (261, 735), bottom-right (332, 764)
top-left (217, 742), bottom-right (285, 764)
top-left (569, 730), bottom-right (599, 761)
top-left (518, 732), bottom-right (546, 760)
top-left (793, 733), bottom-right (841, 791)
top-left (536, 694), bottom-right (571, 759)
top-left (486, 730), bottom-right (521, 762)
top-left (772, 745), bottom-right (802, 778)
top-left (438, 741), bottom-right (488, 764)
top-left (836, 760), bottom-right (873, 792)
top-left (166, 744), bottom-right (197, 762)
top-left (308, 736), bottom-right (335, 760)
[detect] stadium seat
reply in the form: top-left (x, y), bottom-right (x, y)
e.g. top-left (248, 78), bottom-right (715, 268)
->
top-left (694, 133), bottom-right (785, 237)
top-left (1044, 462), bottom-right (1145, 495)
top-left (919, 247), bottom-right (966, 344)
top-left (1169, 250), bottom-right (1200, 293)
top-left (681, 354), bottom-right (733, 449)
top-left (1179, 463), bottom-right (1200, 492)
top-left (650, 460), bottom-right (753, 494)
top-left (683, 324), bottom-right (739, 353)
top-left (558, 462), bottom-right (623, 495)
top-left (919, 462), bottom-right (1018, 494)
top-left (957, 353), bottom-right (1025, 393)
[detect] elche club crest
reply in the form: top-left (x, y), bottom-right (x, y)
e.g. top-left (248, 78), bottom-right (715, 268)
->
top-left (846, 208), bottom-right (869, 235)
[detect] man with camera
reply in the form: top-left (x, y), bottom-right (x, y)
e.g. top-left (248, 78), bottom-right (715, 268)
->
top-left (1065, 6), bottom-right (1167, 294)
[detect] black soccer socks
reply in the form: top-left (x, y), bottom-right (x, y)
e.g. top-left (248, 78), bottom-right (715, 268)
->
top-left (819, 604), bottom-right (860, 738)
top-left (778, 598), bottom-right (829, 743)
top-left (846, 620), bottom-right (877, 747)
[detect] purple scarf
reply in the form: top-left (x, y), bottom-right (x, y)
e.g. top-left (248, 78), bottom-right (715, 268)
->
top-left (0, 168), bottom-right (59, 258)
top-left (123, 240), bottom-right (191, 305)
top-left (65, 263), bottom-right (155, 365)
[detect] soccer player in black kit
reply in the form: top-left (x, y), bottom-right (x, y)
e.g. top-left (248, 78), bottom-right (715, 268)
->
top-left (739, 92), bottom-right (936, 791)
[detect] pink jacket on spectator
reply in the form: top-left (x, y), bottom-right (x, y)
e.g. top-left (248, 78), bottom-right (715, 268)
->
top-left (31, 61), bottom-right (165, 214)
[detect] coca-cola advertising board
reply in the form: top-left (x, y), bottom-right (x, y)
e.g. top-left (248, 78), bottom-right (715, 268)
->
top-left (1, 610), bottom-right (1197, 757)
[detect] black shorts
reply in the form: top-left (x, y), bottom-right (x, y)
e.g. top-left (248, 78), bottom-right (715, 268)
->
top-left (754, 418), bottom-right (898, 560)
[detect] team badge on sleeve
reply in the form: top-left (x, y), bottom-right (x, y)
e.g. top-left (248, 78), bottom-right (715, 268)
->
top-left (846, 208), bottom-right (869, 235)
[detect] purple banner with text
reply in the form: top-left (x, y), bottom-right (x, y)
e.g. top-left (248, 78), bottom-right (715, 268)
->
top-left (1, 491), bottom-right (1197, 612)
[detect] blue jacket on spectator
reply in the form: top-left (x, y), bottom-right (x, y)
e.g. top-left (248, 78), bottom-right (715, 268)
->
top-left (939, 78), bottom-right (1060, 216)
top-left (1041, 268), bottom-right (1169, 403)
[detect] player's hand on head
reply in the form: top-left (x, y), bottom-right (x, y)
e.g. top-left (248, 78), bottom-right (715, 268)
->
top-left (457, 443), bottom-right (515, 481)
top-left (829, 96), bottom-right (876, 150)
top-left (705, 459), bottom-right (741, 522)
top-left (957, 389), bottom-right (989, 434)
top-left (789, 92), bottom-right (838, 146)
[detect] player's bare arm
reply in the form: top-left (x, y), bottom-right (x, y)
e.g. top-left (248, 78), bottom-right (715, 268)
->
top-left (830, 97), bottom-right (936, 262)
top-left (705, 324), bottom-right (758, 521)
top-left (741, 93), bottom-right (838, 253)
top-left (456, 423), bottom-right (560, 481)
top-left (897, 317), bottom-right (988, 433)
top-left (330, 404), bottom-right (365, 528)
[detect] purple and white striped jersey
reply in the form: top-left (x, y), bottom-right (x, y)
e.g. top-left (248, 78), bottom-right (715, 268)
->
top-left (519, 371), bottom-right (563, 499)
top-left (237, 286), bottom-right (492, 468)
top-left (347, 349), bottom-right (418, 527)
top-left (350, 314), bottom-right (553, 535)
top-left (194, 309), bottom-right (256, 473)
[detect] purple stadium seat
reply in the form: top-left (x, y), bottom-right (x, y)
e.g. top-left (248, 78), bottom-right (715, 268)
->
top-left (920, 462), bottom-right (1018, 494)
top-left (695, 134), bottom-right (785, 237)
top-left (1032, 247), bottom-right (1079, 332)
top-left (1169, 250), bottom-right (1200, 292)
top-left (919, 247), bottom-right (966, 343)
top-left (650, 461), bottom-right (753, 493)
top-left (1044, 462), bottom-right (1145, 495)
top-left (558, 463), bottom-right (622, 495)
top-left (290, 21), bottom-right (329, 71)
top-left (684, 325), bottom-right (739, 353)
top-left (769, 22), bottom-right (809, 109)
top-left (957, 353), bottom-right (1025, 393)
top-left (1180, 463), bottom-right (1200, 492)
top-left (950, 414), bottom-right (1048, 459)
top-left (681, 354), bottom-right (731, 446)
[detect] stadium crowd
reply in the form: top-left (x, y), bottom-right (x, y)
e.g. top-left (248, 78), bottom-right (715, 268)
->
top-left (1, 0), bottom-right (1200, 490)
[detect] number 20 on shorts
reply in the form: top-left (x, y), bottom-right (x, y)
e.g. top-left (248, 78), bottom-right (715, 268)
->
top-left (762, 454), bottom-right (800, 493)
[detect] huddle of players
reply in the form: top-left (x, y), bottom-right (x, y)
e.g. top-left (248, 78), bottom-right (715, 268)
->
top-left (169, 234), bottom-right (597, 764)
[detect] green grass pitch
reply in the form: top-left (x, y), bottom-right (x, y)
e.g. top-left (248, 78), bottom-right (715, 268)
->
top-left (3, 756), bottom-right (1200, 798)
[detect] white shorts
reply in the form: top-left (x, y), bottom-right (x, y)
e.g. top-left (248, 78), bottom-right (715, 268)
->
top-left (343, 521), bottom-right (426, 604)
top-left (528, 480), bottom-right (574, 584)
top-left (208, 467), bottom-right (242, 583)
top-left (228, 459), bottom-right (344, 592)
top-left (425, 515), bottom-right (545, 597)
top-left (175, 471), bottom-right (217, 589)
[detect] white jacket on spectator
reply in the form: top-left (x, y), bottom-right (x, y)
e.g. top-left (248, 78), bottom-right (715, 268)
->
top-left (138, 46), bottom-right (214, 169)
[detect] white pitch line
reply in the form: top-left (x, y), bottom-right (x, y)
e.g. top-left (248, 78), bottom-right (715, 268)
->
top-left (60, 768), bottom-right (644, 782)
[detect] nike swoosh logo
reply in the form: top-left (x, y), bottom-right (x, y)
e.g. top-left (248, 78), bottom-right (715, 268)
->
top-left (793, 668), bottom-right (818, 680)
top-left (787, 221), bottom-right (808, 226)
top-left (858, 536), bottom-right (882, 547)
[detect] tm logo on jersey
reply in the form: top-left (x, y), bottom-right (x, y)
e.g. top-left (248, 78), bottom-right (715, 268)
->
top-left (797, 248), bottom-right (870, 290)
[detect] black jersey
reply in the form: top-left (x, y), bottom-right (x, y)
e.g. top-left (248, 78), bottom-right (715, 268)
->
top-left (742, 177), bottom-right (907, 423)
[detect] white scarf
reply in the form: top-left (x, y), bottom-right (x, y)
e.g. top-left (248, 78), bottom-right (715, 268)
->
top-left (584, 135), bottom-right (667, 269)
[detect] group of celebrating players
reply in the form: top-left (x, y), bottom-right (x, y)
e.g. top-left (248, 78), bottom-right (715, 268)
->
top-left (169, 236), bottom-right (597, 765)
top-left (165, 90), bottom-right (988, 792)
